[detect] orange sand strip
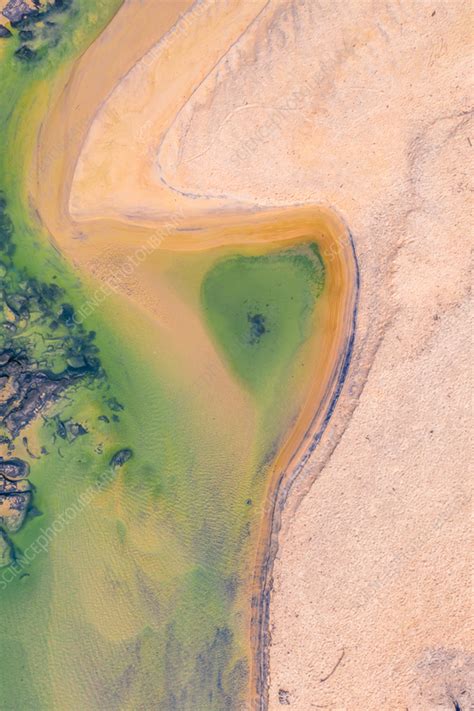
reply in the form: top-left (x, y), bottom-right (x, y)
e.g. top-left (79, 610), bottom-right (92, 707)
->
top-left (31, 2), bottom-right (357, 706)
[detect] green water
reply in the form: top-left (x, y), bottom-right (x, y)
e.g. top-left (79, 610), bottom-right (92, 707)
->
top-left (201, 246), bottom-right (325, 396)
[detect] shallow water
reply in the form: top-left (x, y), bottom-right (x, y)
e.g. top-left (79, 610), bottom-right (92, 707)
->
top-left (0, 3), bottom-right (357, 709)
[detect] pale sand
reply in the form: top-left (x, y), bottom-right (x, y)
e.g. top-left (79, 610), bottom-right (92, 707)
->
top-left (34, 3), bottom-right (357, 704)
top-left (112, 1), bottom-right (470, 708)
top-left (34, 0), bottom-right (472, 708)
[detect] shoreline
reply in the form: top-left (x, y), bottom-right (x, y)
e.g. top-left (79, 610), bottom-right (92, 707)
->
top-left (252, 226), bottom-right (359, 710)
top-left (30, 2), bottom-right (360, 707)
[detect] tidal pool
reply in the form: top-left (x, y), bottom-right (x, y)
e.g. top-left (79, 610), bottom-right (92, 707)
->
top-left (0, 2), bottom-right (357, 709)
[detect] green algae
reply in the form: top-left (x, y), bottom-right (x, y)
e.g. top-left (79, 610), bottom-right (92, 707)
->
top-left (201, 244), bottom-right (325, 397)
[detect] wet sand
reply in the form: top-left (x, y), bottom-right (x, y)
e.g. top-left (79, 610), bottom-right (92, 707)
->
top-left (60, 3), bottom-right (471, 709)
top-left (31, 1), bottom-right (357, 706)
top-left (6, 0), bottom-right (470, 708)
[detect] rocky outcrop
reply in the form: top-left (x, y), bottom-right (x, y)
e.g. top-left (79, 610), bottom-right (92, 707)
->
top-left (0, 457), bottom-right (29, 480)
top-left (0, 490), bottom-right (31, 533)
top-left (2, 0), bottom-right (33, 24)
top-left (0, 458), bottom-right (32, 537)
top-left (0, 190), bottom-right (105, 560)
top-left (0, 353), bottom-right (71, 439)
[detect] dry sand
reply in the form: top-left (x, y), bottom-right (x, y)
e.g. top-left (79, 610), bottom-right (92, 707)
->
top-left (34, 0), bottom-right (472, 708)
top-left (127, 1), bottom-right (470, 708)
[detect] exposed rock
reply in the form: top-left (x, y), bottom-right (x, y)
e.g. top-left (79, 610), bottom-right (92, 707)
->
top-left (0, 350), bottom-right (14, 366)
top-left (0, 195), bottom-right (107, 546)
top-left (0, 476), bottom-right (31, 494)
top-left (2, 0), bottom-right (32, 24)
top-left (0, 457), bottom-right (30, 480)
top-left (0, 490), bottom-right (31, 532)
top-left (0, 25), bottom-right (12, 38)
top-left (0, 362), bottom-right (69, 438)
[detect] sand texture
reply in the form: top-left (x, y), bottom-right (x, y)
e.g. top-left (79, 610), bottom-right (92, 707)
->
top-left (12, 0), bottom-right (472, 707)
top-left (100, 1), bottom-right (473, 708)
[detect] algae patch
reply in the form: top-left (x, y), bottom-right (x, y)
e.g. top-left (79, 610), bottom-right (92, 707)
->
top-left (201, 242), bottom-right (325, 395)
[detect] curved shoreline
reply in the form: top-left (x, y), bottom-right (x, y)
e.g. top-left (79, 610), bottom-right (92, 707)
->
top-left (254, 226), bottom-right (359, 710)
top-left (30, 3), bottom-right (360, 708)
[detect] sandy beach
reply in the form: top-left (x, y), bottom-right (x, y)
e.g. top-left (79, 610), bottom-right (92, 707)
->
top-left (29, 0), bottom-right (473, 708)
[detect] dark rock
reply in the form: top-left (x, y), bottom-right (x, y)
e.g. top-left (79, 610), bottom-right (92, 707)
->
top-left (2, 0), bottom-right (31, 23)
top-left (6, 294), bottom-right (28, 317)
top-left (3, 374), bottom-right (67, 437)
top-left (0, 475), bottom-right (31, 494)
top-left (98, 415), bottom-right (110, 423)
top-left (18, 28), bottom-right (33, 40)
top-left (0, 24), bottom-right (12, 38)
top-left (0, 353), bottom-right (73, 439)
top-left (84, 355), bottom-right (100, 372)
top-left (109, 448), bottom-right (133, 468)
top-left (0, 457), bottom-right (30, 481)
top-left (0, 490), bottom-right (31, 532)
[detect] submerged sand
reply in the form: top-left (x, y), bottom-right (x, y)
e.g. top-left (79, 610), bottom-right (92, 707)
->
top-left (32, 0), bottom-right (472, 709)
